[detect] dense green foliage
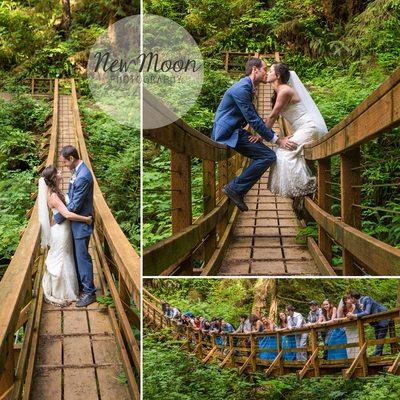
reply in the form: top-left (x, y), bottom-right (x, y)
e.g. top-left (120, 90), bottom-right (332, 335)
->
top-left (0, 94), bottom-right (51, 276)
top-left (144, 278), bottom-right (400, 399)
top-left (144, 332), bottom-right (400, 400)
top-left (143, 0), bottom-right (400, 250)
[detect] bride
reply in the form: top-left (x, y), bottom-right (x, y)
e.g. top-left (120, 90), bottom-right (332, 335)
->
top-left (265, 62), bottom-right (328, 198)
top-left (38, 166), bottom-right (92, 306)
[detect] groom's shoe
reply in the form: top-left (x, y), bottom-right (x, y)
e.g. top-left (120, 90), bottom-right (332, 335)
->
top-left (222, 185), bottom-right (248, 212)
top-left (76, 293), bottom-right (97, 308)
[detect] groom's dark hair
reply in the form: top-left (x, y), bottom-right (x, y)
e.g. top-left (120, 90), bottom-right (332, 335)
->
top-left (348, 290), bottom-right (361, 300)
top-left (245, 58), bottom-right (263, 76)
top-left (61, 145), bottom-right (80, 160)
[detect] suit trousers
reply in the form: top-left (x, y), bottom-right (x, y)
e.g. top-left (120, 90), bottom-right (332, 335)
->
top-left (227, 129), bottom-right (277, 196)
top-left (372, 321), bottom-right (389, 356)
top-left (73, 236), bottom-right (96, 295)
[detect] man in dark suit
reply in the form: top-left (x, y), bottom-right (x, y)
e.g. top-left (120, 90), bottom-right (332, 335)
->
top-left (211, 57), bottom-right (297, 211)
top-left (54, 145), bottom-right (96, 307)
top-left (347, 290), bottom-right (389, 356)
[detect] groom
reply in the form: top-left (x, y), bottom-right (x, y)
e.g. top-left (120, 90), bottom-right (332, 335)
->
top-left (54, 145), bottom-right (96, 307)
top-left (211, 57), bottom-right (297, 211)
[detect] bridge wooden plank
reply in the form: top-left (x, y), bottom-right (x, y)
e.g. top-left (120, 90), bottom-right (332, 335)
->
top-left (88, 310), bottom-right (113, 335)
top-left (304, 67), bottom-right (400, 159)
top-left (31, 370), bottom-right (61, 400)
top-left (64, 368), bottom-right (99, 400)
top-left (36, 338), bottom-right (62, 366)
top-left (63, 310), bottom-right (89, 334)
top-left (305, 197), bottom-right (400, 275)
top-left (96, 367), bottom-right (131, 400)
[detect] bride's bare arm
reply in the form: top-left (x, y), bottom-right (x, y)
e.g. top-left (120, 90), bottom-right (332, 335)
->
top-left (265, 87), bottom-right (293, 128)
top-left (49, 193), bottom-right (92, 224)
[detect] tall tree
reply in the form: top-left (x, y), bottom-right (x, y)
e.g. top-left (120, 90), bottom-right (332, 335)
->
top-left (59, 0), bottom-right (71, 38)
top-left (268, 279), bottom-right (278, 322)
top-left (252, 279), bottom-right (271, 316)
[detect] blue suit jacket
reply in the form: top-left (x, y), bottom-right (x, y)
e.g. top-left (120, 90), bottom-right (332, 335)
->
top-left (211, 76), bottom-right (276, 147)
top-left (355, 296), bottom-right (389, 326)
top-left (54, 162), bottom-right (94, 239)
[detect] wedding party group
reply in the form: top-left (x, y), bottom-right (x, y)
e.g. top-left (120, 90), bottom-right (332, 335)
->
top-left (161, 290), bottom-right (391, 361)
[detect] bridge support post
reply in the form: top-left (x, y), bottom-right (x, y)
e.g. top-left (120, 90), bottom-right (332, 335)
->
top-left (310, 328), bottom-right (320, 377)
top-left (0, 339), bottom-right (14, 399)
top-left (171, 151), bottom-right (192, 274)
top-left (317, 158), bottom-right (333, 264)
top-left (341, 147), bottom-right (362, 275)
top-left (357, 319), bottom-right (368, 377)
top-left (203, 160), bottom-right (217, 264)
top-left (250, 334), bottom-right (257, 372)
top-left (217, 160), bottom-right (229, 241)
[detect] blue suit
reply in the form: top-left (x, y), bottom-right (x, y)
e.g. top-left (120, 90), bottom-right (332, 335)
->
top-left (354, 296), bottom-right (389, 356)
top-left (54, 162), bottom-right (96, 295)
top-left (211, 76), bottom-right (277, 195)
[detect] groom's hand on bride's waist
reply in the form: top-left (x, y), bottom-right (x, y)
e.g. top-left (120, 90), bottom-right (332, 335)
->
top-left (277, 135), bottom-right (298, 151)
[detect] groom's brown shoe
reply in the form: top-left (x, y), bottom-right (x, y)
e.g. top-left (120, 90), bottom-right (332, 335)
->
top-left (222, 185), bottom-right (248, 212)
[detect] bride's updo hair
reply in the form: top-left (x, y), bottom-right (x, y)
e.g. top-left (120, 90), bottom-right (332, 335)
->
top-left (271, 62), bottom-right (291, 108)
top-left (41, 166), bottom-right (66, 205)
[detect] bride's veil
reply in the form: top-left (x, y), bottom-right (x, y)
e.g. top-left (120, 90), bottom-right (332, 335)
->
top-left (289, 70), bottom-right (328, 137)
top-left (38, 177), bottom-right (51, 248)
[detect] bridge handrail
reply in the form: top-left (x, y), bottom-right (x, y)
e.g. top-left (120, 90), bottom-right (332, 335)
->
top-left (0, 79), bottom-right (59, 388)
top-left (304, 67), bottom-right (400, 160)
top-left (143, 89), bottom-right (234, 160)
top-left (143, 87), bottom-right (245, 275)
top-left (301, 67), bottom-right (400, 275)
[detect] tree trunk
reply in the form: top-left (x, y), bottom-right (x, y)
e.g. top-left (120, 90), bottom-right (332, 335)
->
top-left (268, 279), bottom-right (278, 322)
top-left (252, 279), bottom-right (271, 316)
top-left (60, 0), bottom-right (71, 38)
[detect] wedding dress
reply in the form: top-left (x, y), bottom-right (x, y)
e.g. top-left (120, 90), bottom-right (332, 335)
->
top-left (268, 100), bottom-right (323, 198)
top-left (42, 208), bottom-right (79, 305)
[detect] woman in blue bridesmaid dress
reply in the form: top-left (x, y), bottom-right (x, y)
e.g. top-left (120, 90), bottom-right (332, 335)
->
top-left (320, 299), bottom-right (348, 360)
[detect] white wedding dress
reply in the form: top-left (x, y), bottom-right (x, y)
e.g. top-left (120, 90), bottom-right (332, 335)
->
top-left (42, 208), bottom-right (79, 305)
top-left (268, 100), bottom-right (323, 198)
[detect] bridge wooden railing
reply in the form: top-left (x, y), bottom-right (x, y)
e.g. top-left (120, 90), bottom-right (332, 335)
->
top-left (223, 51), bottom-right (283, 74)
top-left (303, 67), bottom-right (400, 275)
top-left (143, 52), bottom-right (286, 276)
top-left (143, 289), bottom-right (400, 378)
top-left (143, 88), bottom-right (244, 275)
top-left (0, 79), bottom-right (141, 399)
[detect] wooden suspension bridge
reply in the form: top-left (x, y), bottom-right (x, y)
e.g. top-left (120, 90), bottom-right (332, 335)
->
top-left (0, 79), bottom-right (141, 400)
top-left (143, 52), bottom-right (400, 276)
top-left (143, 289), bottom-right (400, 379)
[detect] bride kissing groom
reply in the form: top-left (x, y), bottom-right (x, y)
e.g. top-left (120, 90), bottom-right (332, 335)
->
top-left (211, 58), bottom-right (328, 211)
top-left (38, 145), bottom-right (97, 308)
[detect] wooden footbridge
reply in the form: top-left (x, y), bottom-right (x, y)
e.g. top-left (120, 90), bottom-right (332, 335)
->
top-left (143, 53), bottom-right (400, 276)
top-left (0, 79), bottom-right (140, 400)
top-left (143, 289), bottom-right (400, 379)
